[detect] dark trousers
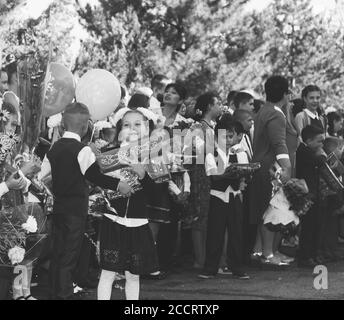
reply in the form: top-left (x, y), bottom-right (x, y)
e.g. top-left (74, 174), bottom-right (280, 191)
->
top-left (74, 235), bottom-right (93, 285)
top-left (49, 213), bottom-right (86, 299)
top-left (242, 188), bottom-right (257, 264)
top-left (319, 195), bottom-right (339, 256)
top-left (204, 194), bottom-right (244, 275)
top-left (157, 211), bottom-right (179, 271)
top-left (298, 204), bottom-right (319, 260)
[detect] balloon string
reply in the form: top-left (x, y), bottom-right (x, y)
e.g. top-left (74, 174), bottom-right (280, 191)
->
top-left (89, 125), bottom-right (96, 143)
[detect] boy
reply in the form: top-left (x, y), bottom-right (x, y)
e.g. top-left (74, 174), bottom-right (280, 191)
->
top-left (318, 137), bottom-right (344, 262)
top-left (233, 109), bottom-right (254, 161)
top-left (199, 114), bottom-right (249, 280)
top-left (39, 102), bottom-right (132, 300)
top-left (296, 125), bottom-right (326, 268)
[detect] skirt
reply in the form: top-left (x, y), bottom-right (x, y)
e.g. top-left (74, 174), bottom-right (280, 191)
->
top-left (263, 188), bottom-right (300, 235)
top-left (99, 217), bottom-right (159, 275)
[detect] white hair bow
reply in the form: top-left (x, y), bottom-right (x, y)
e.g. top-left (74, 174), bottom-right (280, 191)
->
top-left (111, 107), bottom-right (159, 127)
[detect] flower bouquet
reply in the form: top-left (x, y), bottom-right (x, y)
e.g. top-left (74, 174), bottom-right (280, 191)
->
top-left (224, 162), bottom-right (261, 179)
top-left (0, 205), bottom-right (39, 266)
top-left (263, 164), bottom-right (313, 234)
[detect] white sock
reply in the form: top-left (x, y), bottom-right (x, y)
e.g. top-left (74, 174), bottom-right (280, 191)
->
top-left (97, 270), bottom-right (116, 300)
top-left (125, 271), bottom-right (140, 300)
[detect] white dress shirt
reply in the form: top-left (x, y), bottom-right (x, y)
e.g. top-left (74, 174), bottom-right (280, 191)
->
top-left (205, 144), bottom-right (249, 203)
top-left (38, 131), bottom-right (96, 181)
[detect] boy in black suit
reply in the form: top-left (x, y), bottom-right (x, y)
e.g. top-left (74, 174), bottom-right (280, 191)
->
top-left (40, 102), bottom-right (131, 299)
top-left (296, 125), bottom-right (326, 268)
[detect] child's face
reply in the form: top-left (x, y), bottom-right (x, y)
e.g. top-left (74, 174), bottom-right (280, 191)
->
top-left (241, 115), bottom-right (254, 132)
top-left (118, 112), bottom-right (149, 143)
top-left (226, 130), bottom-right (242, 149)
top-left (239, 99), bottom-right (254, 112)
top-left (334, 119), bottom-right (343, 134)
top-left (306, 134), bottom-right (325, 152)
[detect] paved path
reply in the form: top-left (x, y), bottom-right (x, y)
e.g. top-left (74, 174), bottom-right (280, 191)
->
top-left (31, 261), bottom-right (344, 300)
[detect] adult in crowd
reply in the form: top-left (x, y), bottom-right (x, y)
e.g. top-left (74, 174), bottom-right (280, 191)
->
top-left (295, 85), bottom-right (327, 139)
top-left (327, 111), bottom-right (343, 138)
top-left (234, 92), bottom-right (254, 112)
top-left (249, 75), bottom-right (292, 266)
top-left (154, 83), bottom-right (188, 274)
top-left (226, 90), bottom-right (238, 115)
top-left (151, 74), bottom-right (171, 104)
top-left (282, 96), bottom-right (300, 177)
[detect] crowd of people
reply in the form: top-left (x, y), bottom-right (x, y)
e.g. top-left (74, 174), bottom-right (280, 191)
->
top-left (1, 64), bottom-right (344, 300)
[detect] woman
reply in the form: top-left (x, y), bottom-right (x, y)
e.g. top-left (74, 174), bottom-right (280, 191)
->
top-left (188, 92), bottom-right (223, 269)
top-left (327, 112), bottom-right (343, 138)
top-left (282, 99), bottom-right (300, 178)
top-left (161, 83), bottom-right (188, 127)
top-left (149, 83), bottom-right (189, 274)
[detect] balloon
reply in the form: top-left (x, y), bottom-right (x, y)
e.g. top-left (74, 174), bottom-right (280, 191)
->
top-left (43, 63), bottom-right (75, 117)
top-left (75, 69), bottom-right (121, 121)
top-left (3, 91), bottom-right (20, 112)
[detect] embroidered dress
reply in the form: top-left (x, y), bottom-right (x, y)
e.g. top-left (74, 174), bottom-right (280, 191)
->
top-left (99, 168), bottom-right (159, 275)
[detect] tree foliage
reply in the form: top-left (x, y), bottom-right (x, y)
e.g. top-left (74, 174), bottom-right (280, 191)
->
top-left (1, 0), bottom-right (344, 108)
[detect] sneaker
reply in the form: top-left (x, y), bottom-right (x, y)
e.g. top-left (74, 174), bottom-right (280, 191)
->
top-left (250, 252), bottom-right (262, 261)
top-left (338, 236), bottom-right (344, 244)
top-left (232, 271), bottom-right (250, 280)
top-left (260, 255), bottom-right (289, 266)
top-left (218, 267), bottom-right (232, 275)
top-left (198, 272), bottom-right (216, 279)
top-left (275, 251), bottom-right (295, 264)
top-left (73, 283), bottom-right (83, 294)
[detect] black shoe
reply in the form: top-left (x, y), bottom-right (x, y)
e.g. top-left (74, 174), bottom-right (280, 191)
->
top-left (141, 271), bottom-right (168, 280)
top-left (198, 272), bottom-right (216, 279)
top-left (69, 291), bottom-right (89, 300)
top-left (232, 271), bottom-right (250, 280)
top-left (76, 279), bottom-right (98, 289)
top-left (298, 258), bottom-right (317, 269)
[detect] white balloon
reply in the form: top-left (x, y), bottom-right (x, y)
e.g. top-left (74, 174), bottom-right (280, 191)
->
top-left (76, 69), bottom-right (121, 121)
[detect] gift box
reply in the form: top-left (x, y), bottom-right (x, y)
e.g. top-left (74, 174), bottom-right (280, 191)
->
top-left (97, 138), bottom-right (163, 174)
top-left (96, 147), bottom-right (128, 173)
top-left (224, 162), bottom-right (261, 179)
top-left (144, 156), bottom-right (171, 183)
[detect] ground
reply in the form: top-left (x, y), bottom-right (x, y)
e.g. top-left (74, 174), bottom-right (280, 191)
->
top-left (30, 252), bottom-right (344, 300)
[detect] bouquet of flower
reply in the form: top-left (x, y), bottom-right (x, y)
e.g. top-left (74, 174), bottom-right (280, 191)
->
top-left (224, 163), bottom-right (261, 179)
top-left (283, 179), bottom-right (314, 217)
top-left (0, 205), bottom-right (38, 265)
top-left (0, 131), bottom-right (20, 163)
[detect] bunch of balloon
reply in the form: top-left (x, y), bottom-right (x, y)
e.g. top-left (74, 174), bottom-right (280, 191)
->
top-left (42, 63), bottom-right (75, 117)
top-left (75, 69), bottom-right (121, 121)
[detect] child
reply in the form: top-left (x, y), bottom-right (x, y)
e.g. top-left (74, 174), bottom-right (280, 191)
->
top-left (319, 137), bottom-right (344, 261)
top-left (233, 109), bottom-right (254, 161)
top-left (296, 125), bottom-right (327, 268)
top-left (39, 102), bottom-right (128, 300)
top-left (97, 107), bottom-right (159, 300)
top-left (199, 114), bottom-right (250, 280)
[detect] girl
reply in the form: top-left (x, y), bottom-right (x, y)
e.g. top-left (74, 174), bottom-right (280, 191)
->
top-left (97, 107), bottom-right (159, 300)
top-left (189, 92), bottom-right (222, 269)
